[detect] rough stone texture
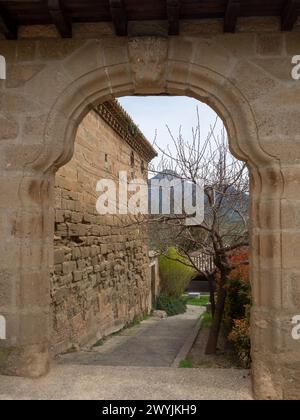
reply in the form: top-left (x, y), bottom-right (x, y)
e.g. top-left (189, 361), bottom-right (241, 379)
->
top-left (152, 310), bottom-right (167, 319)
top-left (51, 108), bottom-right (152, 354)
top-left (0, 21), bottom-right (300, 399)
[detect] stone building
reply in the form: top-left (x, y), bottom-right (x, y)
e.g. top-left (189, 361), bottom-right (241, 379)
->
top-left (51, 100), bottom-right (157, 354)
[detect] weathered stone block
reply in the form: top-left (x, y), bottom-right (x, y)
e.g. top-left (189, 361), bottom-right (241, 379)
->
top-left (54, 249), bottom-right (65, 265)
top-left (0, 115), bottom-right (19, 141)
top-left (73, 271), bottom-right (83, 282)
top-left (257, 34), bottom-right (283, 55)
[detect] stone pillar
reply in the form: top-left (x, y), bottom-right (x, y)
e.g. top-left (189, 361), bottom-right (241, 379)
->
top-left (251, 164), bottom-right (300, 400)
top-left (0, 169), bottom-right (53, 377)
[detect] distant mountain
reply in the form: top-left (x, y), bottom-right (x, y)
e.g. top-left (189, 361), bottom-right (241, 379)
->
top-left (148, 171), bottom-right (249, 223)
top-left (148, 170), bottom-right (185, 215)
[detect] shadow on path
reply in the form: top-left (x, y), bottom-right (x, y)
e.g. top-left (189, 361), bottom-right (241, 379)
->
top-left (58, 305), bottom-right (204, 367)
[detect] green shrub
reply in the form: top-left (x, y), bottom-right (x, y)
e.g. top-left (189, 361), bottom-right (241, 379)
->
top-left (224, 278), bottom-right (251, 334)
top-left (224, 249), bottom-right (251, 368)
top-left (228, 307), bottom-right (251, 369)
top-left (159, 247), bottom-right (197, 298)
top-left (155, 293), bottom-right (187, 316)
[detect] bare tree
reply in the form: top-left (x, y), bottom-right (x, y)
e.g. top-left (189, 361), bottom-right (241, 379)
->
top-left (150, 110), bottom-right (249, 354)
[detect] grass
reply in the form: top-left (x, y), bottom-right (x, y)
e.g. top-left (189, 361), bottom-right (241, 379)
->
top-left (201, 311), bottom-right (213, 328)
top-left (93, 339), bottom-right (105, 347)
top-left (184, 294), bottom-right (210, 307)
top-left (126, 314), bottom-right (150, 329)
top-left (179, 358), bottom-right (193, 368)
top-left (61, 345), bottom-right (78, 354)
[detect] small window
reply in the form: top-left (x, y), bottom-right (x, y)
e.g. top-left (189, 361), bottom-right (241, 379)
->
top-left (105, 153), bottom-right (108, 163)
top-left (141, 161), bottom-right (145, 174)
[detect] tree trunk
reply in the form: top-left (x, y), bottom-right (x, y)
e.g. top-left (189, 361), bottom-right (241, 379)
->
top-left (207, 274), bottom-right (216, 318)
top-left (205, 282), bottom-right (227, 355)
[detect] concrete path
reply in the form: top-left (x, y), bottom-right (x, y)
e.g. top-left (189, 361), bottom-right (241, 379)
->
top-left (0, 306), bottom-right (253, 400)
top-left (59, 305), bottom-right (204, 367)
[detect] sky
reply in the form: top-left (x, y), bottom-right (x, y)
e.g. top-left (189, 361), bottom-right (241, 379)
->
top-left (118, 96), bottom-right (226, 168)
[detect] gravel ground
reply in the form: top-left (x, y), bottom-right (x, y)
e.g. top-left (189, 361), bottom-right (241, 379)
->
top-left (0, 365), bottom-right (252, 400)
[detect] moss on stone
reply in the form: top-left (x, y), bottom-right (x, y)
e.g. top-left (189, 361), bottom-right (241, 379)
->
top-left (0, 347), bottom-right (13, 364)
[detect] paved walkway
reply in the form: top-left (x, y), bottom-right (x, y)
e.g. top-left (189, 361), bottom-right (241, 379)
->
top-left (59, 305), bottom-right (203, 367)
top-left (0, 306), bottom-right (253, 400)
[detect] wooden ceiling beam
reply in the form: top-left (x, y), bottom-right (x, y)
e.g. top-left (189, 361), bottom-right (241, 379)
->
top-left (167, 0), bottom-right (181, 36)
top-left (48, 0), bottom-right (72, 38)
top-left (0, 5), bottom-right (18, 40)
top-left (109, 0), bottom-right (128, 36)
top-left (224, 0), bottom-right (240, 33)
top-left (282, 0), bottom-right (300, 31)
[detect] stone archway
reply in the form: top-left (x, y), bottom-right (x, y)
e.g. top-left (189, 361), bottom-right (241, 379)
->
top-left (0, 34), bottom-right (299, 400)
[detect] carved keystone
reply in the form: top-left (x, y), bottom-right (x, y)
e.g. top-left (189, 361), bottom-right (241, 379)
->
top-left (128, 37), bottom-right (168, 92)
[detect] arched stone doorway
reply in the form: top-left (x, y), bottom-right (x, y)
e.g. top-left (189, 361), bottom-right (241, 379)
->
top-left (0, 35), bottom-right (299, 400)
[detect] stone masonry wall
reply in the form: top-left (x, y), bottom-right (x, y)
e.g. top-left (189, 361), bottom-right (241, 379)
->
top-left (2, 21), bottom-right (300, 397)
top-left (51, 108), bottom-right (151, 354)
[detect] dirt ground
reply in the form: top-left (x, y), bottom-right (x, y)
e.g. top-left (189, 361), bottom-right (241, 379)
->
top-left (188, 325), bottom-right (246, 370)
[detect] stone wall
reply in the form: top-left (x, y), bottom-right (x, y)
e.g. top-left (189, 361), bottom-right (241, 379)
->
top-left (1, 21), bottom-right (300, 398)
top-left (51, 105), bottom-right (153, 354)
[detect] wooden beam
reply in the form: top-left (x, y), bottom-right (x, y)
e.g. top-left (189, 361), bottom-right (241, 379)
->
top-left (0, 5), bottom-right (17, 40)
top-left (282, 0), bottom-right (300, 31)
top-left (224, 0), bottom-right (240, 33)
top-left (109, 0), bottom-right (127, 36)
top-left (167, 0), bottom-right (181, 36)
top-left (48, 0), bottom-right (72, 38)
